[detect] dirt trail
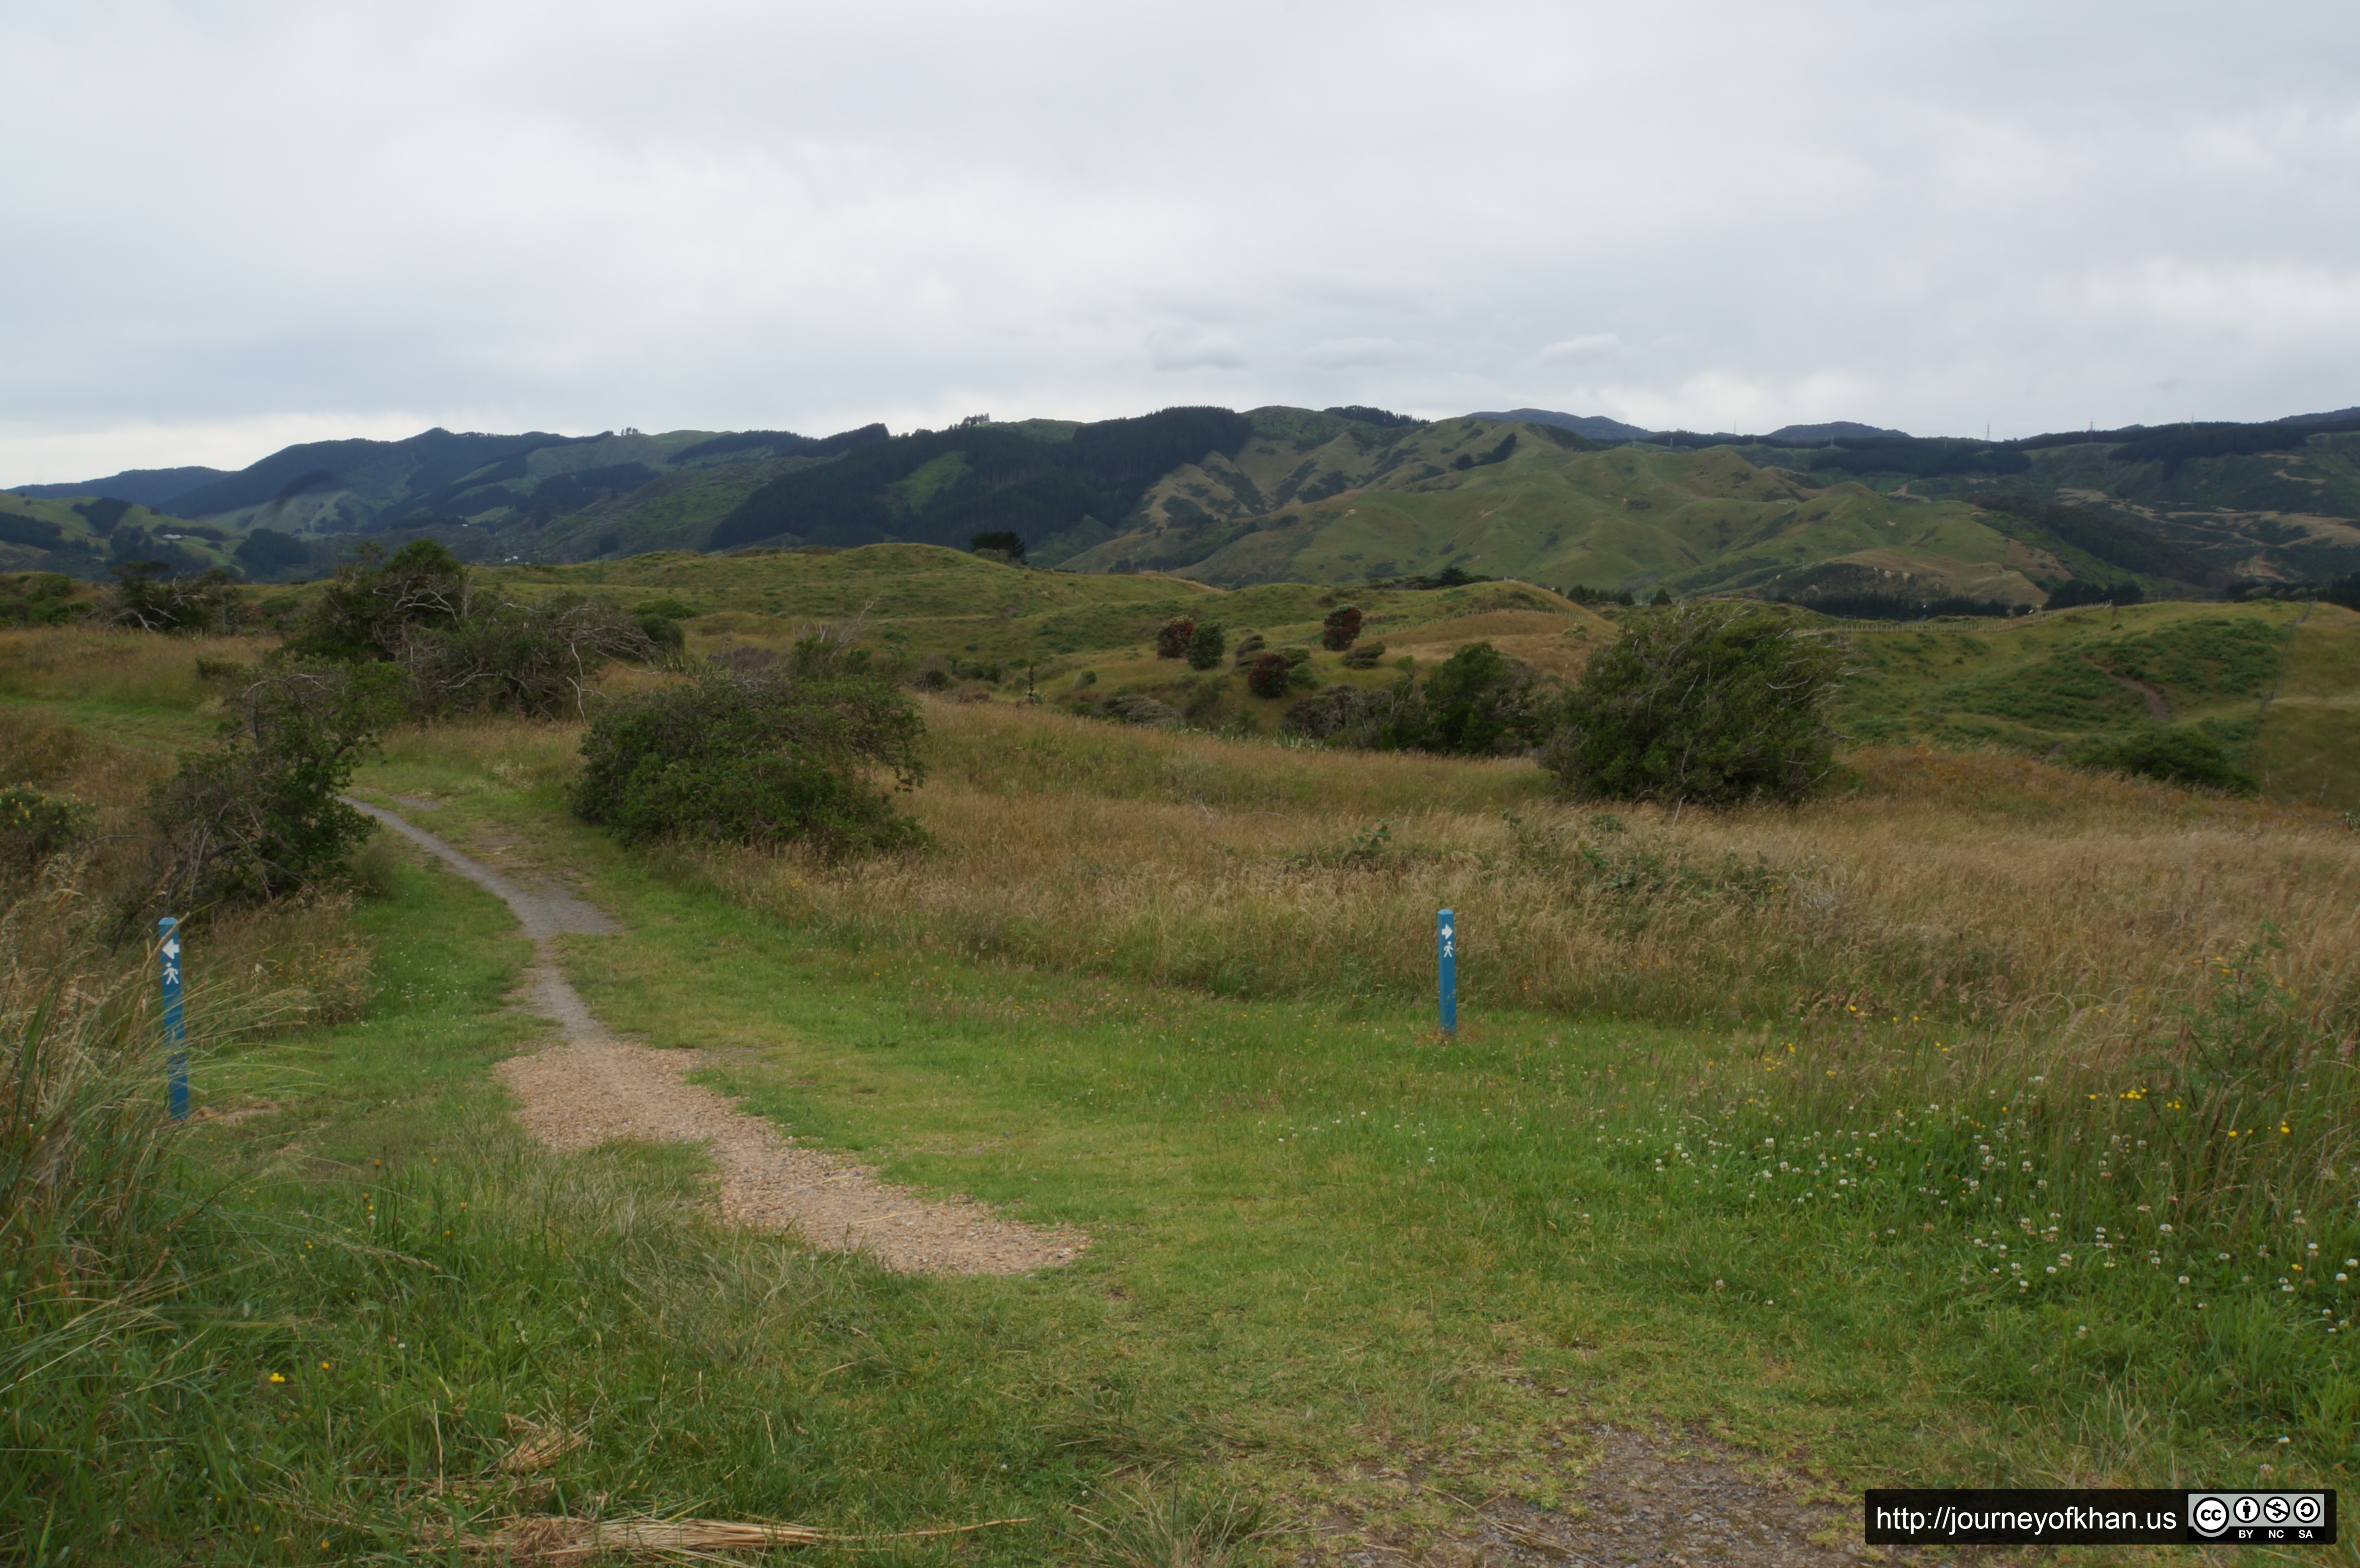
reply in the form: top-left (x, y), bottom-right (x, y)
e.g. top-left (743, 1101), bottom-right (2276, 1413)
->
top-left (349, 799), bottom-right (1086, 1275)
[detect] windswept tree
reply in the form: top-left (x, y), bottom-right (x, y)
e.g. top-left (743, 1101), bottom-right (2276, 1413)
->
top-left (1542, 603), bottom-right (1844, 805)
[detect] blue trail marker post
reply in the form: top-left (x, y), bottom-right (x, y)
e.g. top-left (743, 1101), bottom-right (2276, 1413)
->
top-left (1437, 908), bottom-right (1456, 1038)
top-left (159, 916), bottom-right (187, 1121)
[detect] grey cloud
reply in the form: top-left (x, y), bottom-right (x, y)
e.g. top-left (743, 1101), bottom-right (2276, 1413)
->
top-left (3, 0), bottom-right (2358, 478)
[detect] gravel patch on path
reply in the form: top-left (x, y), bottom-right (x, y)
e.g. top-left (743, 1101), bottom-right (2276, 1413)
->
top-left (347, 798), bottom-right (1087, 1275)
top-left (1319, 1427), bottom-right (1872, 1568)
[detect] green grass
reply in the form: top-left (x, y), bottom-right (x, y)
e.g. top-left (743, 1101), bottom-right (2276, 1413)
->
top-left (2250, 604), bottom-right (2360, 811)
top-left (9, 594), bottom-right (2357, 1562)
top-left (330, 739), bottom-right (2358, 1512)
top-left (1831, 598), bottom-right (2313, 755)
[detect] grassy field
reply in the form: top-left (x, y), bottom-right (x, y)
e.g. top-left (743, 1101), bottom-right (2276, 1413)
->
top-left (5, 603), bottom-right (2359, 1564)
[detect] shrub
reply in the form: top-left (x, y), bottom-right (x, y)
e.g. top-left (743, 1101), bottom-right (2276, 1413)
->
top-left (636, 612), bottom-right (686, 653)
top-left (1230, 631), bottom-right (1266, 663)
top-left (1094, 693), bottom-right (1183, 727)
top-left (0, 573), bottom-right (80, 628)
top-left (1391, 642), bottom-right (1547, 755)
top-left (1246, 652), bottom-right (1291, 698)
top-left (968, 530), bottom-right (1026, 562)
top-left (0, 785), bottom-right (88, 871)
top-left (402, 594), bottom-right (653, 720)
top-left (102, 562), bottom-right (249, 634)
top-left (2066, 728), bottom-right (2257, 794)
top-left (1280, 684), bottom-right (1384, 743)
top-left (285, 543), bottom-right (653, 718)
top-left (1542, 603), bottom-right (1844, 805)
top-left (1155, 617), bottom-right (1197, 659)
top-left (137, 663), bottom-right (403, 915)
top-left (1649, 587), bottom-right (1673, 607)
top-left (572, 664), bottom-right (927, 854)
top-left (1186, 621), bottom-right (1227, 671)
top-left (1320, 606), bottom-right (1364, 651)
top-left (1340, 641), bottom-right (1386, 669)
top-left (283, 540), bottom-right (466, 662)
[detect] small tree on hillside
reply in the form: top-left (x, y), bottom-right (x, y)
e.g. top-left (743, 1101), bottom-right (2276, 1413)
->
top-left (1155, 616), bottom-right (1197, 659)
top-left (1186, 621), bottom-right (1227, 671)
top-left (1320, 605), bottom-right (1364, 651)
top-left (1246, 651), bottom-right (1291, 698)
top-left (1541, 603), bottom-right (1844, 805)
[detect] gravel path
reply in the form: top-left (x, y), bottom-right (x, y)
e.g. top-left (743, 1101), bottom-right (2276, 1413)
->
top-left (349, 799), bottom-right (1088, 1275)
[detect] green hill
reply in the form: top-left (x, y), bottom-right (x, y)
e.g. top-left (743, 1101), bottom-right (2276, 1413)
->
top-left (15, 403), bottom-right (2360, 602)
top-left (0, 495), bottom-right (244, 579)
top-left (467, 543), bottom-right (2353, 808)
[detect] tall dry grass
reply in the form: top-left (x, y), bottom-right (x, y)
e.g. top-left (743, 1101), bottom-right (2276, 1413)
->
top-left (694, 698), bottom-right (2360, 1271)
top-left (709, 701), bottom-right (2360, 1068)
top-left (0, 625), bottom-right (278, 712)
top-left (1, 711), bottom-right (375, 1027)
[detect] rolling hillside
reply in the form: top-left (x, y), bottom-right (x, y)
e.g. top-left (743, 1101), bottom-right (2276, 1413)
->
top-left (10, 403), bottom-right (2360, 602)
top-left (478, 544), bottom-right (2354, 808)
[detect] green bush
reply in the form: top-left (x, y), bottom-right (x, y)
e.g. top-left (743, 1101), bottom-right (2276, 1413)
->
top-left (103, 563), bottom-right (250, 634)
top-left (138, 663), bottom-right (403, 915)
top-left (572, 663), bottom-right (927, 854)
top-left (402, 594), bottom-right (653, 720)
top-left (1339, 641), bottom-right (1386, 670)
top-left (1393, 642), bottom-right (1547, 755)
top-left (2066, 728), bottom-right (2257, 794)
top-left (282, 540), bottom-right (466, 662)
top-left (0, 785), bottom-right (88, 871)
top-left (1186, 621), bottom-right (1227, 671)
top-left (1542, 603), bottom-right (1844, 805)
top-left (0, 573), bottom-right (80, 628)
top-left (285, 543), bottom-right (653, 718)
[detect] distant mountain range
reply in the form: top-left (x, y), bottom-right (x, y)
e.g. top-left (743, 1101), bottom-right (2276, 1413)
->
top-left (1474, 410), bottom-right (1913, 444)
top-left (6, 401), bottom-right (2358, 595)
top-left (15, 465), bottom-right (229, 508)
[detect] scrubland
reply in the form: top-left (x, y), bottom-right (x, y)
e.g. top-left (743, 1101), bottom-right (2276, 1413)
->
top-left (6, 620), bottom-right (2359, 1564)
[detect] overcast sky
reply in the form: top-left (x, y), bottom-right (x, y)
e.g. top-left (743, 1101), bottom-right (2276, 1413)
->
top-left (4, 0), bottom-right (2358, 482)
